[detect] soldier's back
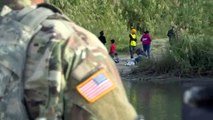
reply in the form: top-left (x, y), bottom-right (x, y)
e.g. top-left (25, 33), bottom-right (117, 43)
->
top-left (1, 3), bottom-right (139, 120)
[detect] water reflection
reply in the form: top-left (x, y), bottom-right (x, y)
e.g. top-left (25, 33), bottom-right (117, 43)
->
top-left (124, 82), bottom-right (181, 120)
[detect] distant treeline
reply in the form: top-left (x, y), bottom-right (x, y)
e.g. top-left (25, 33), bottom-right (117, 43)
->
top-left (49, 0), bottom-right (211, 38)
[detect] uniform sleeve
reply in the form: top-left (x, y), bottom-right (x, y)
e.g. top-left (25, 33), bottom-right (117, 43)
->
top-left (62, 23), bottom-right (138, 120)
top-left (24, 19), bottom-right (74, 120)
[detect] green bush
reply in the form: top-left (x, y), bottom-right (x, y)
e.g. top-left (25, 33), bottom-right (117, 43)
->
top-left (48, 0), bottom-right (213, 76)
top-left (138, 35), bottom-right (213, 76)
top-left (171, 35), bottom-right (213, 75)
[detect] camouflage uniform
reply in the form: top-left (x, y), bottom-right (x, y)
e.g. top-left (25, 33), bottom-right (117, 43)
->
top-left (0, 3), bottom-right (139, 120)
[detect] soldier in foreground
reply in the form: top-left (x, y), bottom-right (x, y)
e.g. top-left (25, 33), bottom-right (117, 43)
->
top-left (0, 0), bottom-right (141, 120)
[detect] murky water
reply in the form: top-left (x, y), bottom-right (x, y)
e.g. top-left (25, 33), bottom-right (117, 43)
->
top-left (124, 82), bottom-right (182, 120)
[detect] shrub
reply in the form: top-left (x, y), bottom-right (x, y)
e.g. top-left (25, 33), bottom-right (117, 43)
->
top-left (138, 35), bottom-right (213, 76)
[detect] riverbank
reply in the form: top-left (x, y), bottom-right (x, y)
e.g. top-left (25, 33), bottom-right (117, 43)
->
top-left (116, 37), bottom-right (212, 84)
top-left (116, 55), bottom-right (213, 84)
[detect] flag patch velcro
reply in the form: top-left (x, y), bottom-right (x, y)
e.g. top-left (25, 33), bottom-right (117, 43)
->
top-left (76, 69), bottom-right (115, 103)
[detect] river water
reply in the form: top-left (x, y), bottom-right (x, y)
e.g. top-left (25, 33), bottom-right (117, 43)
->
top-left (124, 81), bottom-right (182, 120)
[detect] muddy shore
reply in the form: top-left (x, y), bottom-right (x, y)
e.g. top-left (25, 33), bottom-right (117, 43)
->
top-left (116, 56), bottom-right (213, 84)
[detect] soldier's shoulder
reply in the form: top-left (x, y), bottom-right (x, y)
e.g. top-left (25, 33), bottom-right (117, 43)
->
top-left (37, 3), bottom-right (62, 14)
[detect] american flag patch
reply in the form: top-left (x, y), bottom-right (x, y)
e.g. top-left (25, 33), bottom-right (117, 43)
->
top-left (76, 69), bottom-right (115, 103)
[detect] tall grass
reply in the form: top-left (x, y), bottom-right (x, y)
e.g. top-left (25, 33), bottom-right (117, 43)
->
top-left (47, 0), bottom-right (212, 76)
top-left (138, 35), bottom-right (213, 76)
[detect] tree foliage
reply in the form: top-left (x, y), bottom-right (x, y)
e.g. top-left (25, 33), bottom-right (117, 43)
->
top-left (49, 0), bottom-right (211, 38)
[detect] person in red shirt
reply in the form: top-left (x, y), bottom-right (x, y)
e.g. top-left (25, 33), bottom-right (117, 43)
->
top-left (109, 39), bottom-right (116, 58)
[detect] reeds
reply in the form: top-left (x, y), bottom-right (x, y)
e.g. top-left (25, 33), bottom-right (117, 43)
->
top-left (139, 35), bottom-right (213, 76)
top-left (48, 0), bottom-right (212, 76)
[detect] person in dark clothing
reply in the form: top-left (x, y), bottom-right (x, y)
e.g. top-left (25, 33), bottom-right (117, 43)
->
top-left (167, 26), bottom-right (176, 45)
top-left (98, 31), bottom-right (106, 45)
top-left (113, 53), bottom-right (119, 63)
top-left (134, 48), bottom-right (146, 63)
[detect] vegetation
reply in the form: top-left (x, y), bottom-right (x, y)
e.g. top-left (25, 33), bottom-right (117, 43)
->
top-left (0, 0), bottom-right (211, 76)
top-left (138, 35), bottom-right (213, 76)
top-left (49, 0), bottom-right (212, 76)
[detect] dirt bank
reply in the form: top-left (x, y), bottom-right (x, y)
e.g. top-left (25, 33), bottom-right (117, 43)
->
top-left (116, 38), bottom-right (212, 84)
top-left (116, 55), bottom-right (213, 84)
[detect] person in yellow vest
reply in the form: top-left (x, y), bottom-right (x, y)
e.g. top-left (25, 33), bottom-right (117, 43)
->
top-left (129, 28), bottom-right (137, 58)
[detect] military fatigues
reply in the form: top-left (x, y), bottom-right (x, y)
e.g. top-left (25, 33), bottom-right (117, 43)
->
top-left (12, 4), bottom-right (139, 120)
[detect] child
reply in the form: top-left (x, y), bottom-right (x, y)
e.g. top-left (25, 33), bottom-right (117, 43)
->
top-left (109, 39), bottom-right (119, 63)
top-left (109, 39), bottom-right (116, 58)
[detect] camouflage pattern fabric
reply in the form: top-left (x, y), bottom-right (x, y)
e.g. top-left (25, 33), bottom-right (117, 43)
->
top-left (0, 3), bottom-right (138, 120)
top-left (0, 5), bottom-right (37, 120)
top-left (24, 15), bottom-right (138, 120)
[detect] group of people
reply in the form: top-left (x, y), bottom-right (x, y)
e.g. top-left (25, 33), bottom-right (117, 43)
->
top-left (126, 28), bottom-right (152, 65)
top-left (128, 26), bottom-right (177, 65)
top-left (99, 26), bottom-right (177, 66)
top-left (98, 31), bottom-right (120, 63)
top-left (128, 26), bottom-right (177, 64)
top-left (129, 28), bottom-right (152, 59)
top-left (98, 29), bottom-right (152, 65)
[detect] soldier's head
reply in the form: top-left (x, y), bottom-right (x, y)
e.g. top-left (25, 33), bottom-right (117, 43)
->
top-left (1, 0), bottom-right (45, 10)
